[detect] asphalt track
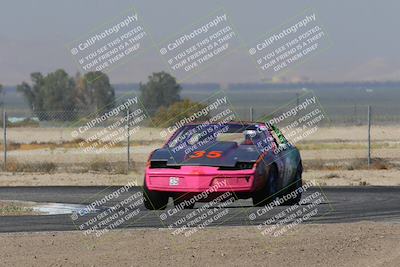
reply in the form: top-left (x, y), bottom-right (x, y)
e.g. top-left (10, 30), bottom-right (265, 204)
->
top-left (0, 186), bottom-right (399, 233)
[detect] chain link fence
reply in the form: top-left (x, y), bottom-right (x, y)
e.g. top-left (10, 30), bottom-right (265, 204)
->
top-left (0, 103), bottom-right (399, 173)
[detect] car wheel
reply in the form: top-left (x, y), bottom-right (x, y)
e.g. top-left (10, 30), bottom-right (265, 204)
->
top-left (173, 195), bottom-right (195, 209)
top-left (282, 162), bottom-right (303, 205)
top-left (252, 164), bottom-right (279, 207)
top-left (142, 180), bottom-right (169, 210)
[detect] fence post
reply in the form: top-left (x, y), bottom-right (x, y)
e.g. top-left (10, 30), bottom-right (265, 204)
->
top-left (3, 111), bottom-right (7, 171)
top-left (249, 106), bottom-right (253, 121)
top-left (368, 106), bottom-right (371, 168)
top-left (126, 109), bottom-right (130, 173)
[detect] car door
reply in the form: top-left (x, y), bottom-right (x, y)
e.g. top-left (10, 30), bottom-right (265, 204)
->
top-left (268, 126), bottom-right (301, 189)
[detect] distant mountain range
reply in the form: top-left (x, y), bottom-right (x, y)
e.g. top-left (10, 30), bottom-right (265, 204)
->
top-left (4, 81), bottom-right (400, 95)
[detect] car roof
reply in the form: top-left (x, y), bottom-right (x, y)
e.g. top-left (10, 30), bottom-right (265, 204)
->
top-left (183, 121), bottom-right (267, 127)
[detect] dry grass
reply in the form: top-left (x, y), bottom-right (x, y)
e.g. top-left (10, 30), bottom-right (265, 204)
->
top-left (88, 159), bottom-right (128, 174)
top-left (3, 159), bottom-right (57, 173)
top-left (304, 158), bottom-right (395, 171)
top-left (0, 126), bottom-right (398, 175)
top-left (1, 159), bottom-right (136, 174)
top-left (3, 161), bottom-right (145, 175)
top-left (0, 201), bottom-right (36, 216)
top-left (323, 173), bottom-right (339, 179)
top-left (0, 139), bottom-right (162, 152)
top-left (0, 154), bottom-right (396, 174)
top-left (297, 142), bottom-right (400, 150)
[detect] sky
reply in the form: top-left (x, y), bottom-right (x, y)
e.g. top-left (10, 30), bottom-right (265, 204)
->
top-left (0, 0), bottom-right (399, 85)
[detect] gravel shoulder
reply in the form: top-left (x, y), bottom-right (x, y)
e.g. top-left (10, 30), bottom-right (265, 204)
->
top-left (0, 172), bottom-right (139, 186)
top-left (0, 222), bottom-right (399, 266)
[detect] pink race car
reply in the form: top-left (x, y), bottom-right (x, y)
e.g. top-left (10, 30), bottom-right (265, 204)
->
top-left (143, 122), bottom-right (303, 210)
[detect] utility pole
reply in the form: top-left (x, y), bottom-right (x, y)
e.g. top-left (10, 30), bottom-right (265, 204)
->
top-left (126, 109), bottom-right (130, 173)
top-left (3, 111), bottom-right (7, 171)
top-left (368, 106), bottom-right (371, 168)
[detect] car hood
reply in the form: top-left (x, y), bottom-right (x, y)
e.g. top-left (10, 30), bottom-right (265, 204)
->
top-left (150, 141), bottom-right (261, 167)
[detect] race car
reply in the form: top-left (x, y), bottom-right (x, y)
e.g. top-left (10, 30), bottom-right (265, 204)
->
top-left (143, 121), bottom-right (303, 210)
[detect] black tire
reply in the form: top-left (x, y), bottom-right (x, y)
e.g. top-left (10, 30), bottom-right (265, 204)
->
top-left (142, 180), bottom-right (169, 210)
top-left (252, 165), bottom-right (279, 207)
top-left (281, 162), bottom-right (303, 205)
top-left (173, 195), bottom-right (195, 209)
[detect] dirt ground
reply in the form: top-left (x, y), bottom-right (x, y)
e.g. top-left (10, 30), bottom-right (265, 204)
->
top-left (1, 126), bottom-right (399, 266)
top-left (5, 126), bottom-right (400, 144)
top-left (5, 146), bottom-right (400, 165)
top-left (3, 125), bottom-right (400, 167)
top-left (0, 172), bottom-right (139, 186)
top-left (0, 125), bottom-right (399, 187)
top-left (0, 222), bottom-right (399, 266)
top-left (304, 169), bottom-right (400, 186)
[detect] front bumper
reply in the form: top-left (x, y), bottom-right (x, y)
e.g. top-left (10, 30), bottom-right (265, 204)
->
top-left (145, 166), bottom-right (256, 192)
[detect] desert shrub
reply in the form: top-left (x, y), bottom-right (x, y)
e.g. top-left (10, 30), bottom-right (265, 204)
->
top-left (9, 118), bottom-right (40, 128)
top-left (5, 160), bottom-right (56, 172)
top-left (33, 162), bottom-right (57, 172)
top-left (152, 99), bottom-right (210, 127)
top-left (303, 158), bottom-right (392, 171)
top-left (324, 173), bottom-right (339, 179)
top-left (114, 162), bottom-right (128, 174)
top-left (89, 160), bottom-right (113, 172)
top-left (371, 158), bottom-right (390, 170)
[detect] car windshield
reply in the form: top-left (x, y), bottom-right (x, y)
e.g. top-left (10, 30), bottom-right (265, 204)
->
top-left (167, 123), bottom-right (268, 148)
